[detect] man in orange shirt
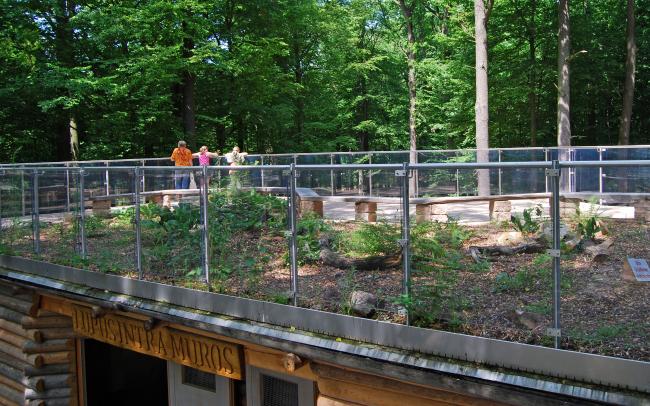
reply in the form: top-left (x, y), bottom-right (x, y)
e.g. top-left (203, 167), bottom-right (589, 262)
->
top-left (170, 140), bottom-right (193, 189)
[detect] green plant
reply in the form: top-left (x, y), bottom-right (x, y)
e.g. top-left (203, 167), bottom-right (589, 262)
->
top-left (510, 205), bottom-right (543, 235)
top-left (295, 212), bottom-right (332, 264)
top-left (573, 200), bottom-right (602, 240)
top-left (343, 221), bottom-right (400, 257)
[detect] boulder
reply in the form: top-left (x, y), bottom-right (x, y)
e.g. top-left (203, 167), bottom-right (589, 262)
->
top-left (540, 221), bottom-right (569, 241)
top-left (350, 291), bottom-right (378, 317)
top-left (510, 309), bottom-right (546, 331)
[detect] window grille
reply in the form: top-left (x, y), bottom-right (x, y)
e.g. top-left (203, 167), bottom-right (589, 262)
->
top-left (182, 366), bottom-right (216, 392)
top-left (261, 373), bottom-right (299, 406)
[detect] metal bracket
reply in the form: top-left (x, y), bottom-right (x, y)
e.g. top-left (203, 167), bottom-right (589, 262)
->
top-left (546, 328), bottom-right (561, 337)
top-left (547, 249), bottom-right (561, 258)
top-left (545, 169), bottom-right (560, 177)
top-left (395, 170), bottom-right (407, 177)
top-left (397, 239), bottom-right (409, 248)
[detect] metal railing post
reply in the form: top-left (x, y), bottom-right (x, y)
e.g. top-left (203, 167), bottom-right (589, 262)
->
top-left (544, 148), bottom-right (549, 193)
top-left (398, 162), bottom-right (411, 326)
top-left (598, 148), bottom-right (604, 196)
top-left (498, 149), bottom-right (503, 195)
top-left (141, 160), bottom-right (146, 192)
top-left (368, 153), bottom-right (373, 196)
top-left (104, 161), bottom-right (110, 196)
top-left (201, 165), bottom-right (210, 287)
top-left (134, 167), bottom-right (143, 279)
top-left (31, 170), bottom-right (40, 254)
top-left (330, 154), bottom-right (335, 196)
top-left (65, 163), bottom-right (70, 212)
top-left (21, 169), bottom-right (26, 216)
top-left (289, 163), bottom-right (299, 306)
top-left (260, 156), bottom-right (265, 188)
top-left (548, 160), bottom-right (561, 349)
top-left (79, 170), bottom-right (87, 259)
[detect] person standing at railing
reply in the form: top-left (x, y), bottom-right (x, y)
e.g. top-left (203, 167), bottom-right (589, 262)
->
top-left (193, 146), bottom-right (219, 188)
top-left (224, 146), bottom-right (248, 189)
top-left (170, 140), bottom-right (193, 189)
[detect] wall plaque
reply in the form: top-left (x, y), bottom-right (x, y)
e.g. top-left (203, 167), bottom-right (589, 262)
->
top-left (72, 305), bottom-right (242, 379)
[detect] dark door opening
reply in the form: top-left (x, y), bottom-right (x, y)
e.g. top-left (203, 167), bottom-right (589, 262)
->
top-left (84, 339), bottom-right (168, 406)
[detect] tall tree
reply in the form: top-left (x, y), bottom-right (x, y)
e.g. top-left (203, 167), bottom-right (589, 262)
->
top-left (618, 0), bottom-right (636, 145)
top-left (475, 0), bottom-right (493, 196)
top-left (557, 0), bottom-right (571, 148)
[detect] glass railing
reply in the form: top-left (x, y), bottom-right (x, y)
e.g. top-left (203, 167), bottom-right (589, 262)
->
top-left (0, 159), bottom-right (649, 365)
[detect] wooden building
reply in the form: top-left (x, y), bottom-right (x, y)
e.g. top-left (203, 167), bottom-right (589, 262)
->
top-left (0, 258), bottom-right (647, 406)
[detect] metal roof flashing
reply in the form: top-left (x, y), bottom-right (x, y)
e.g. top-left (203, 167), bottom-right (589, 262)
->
top-left (0, 267), bottom-right (648, 405)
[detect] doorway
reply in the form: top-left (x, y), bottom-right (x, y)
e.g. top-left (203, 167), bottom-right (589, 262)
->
top-left (83, 339), bottom-right (168, 406)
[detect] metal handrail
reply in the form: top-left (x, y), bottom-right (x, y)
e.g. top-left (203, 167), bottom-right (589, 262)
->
top-left (1, 159), bottom-right (649, 376)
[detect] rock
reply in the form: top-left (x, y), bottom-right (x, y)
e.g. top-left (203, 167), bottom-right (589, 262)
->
top-left (511, 309), bottom-right (546, 331)
top-left (497, 231), bottom-right (525, 246)
top-left (585, 238), bottom-right (614, 263)
top-left (540, 222), bottom-right (569, 241)
top-left (563, 233), bottom-right (582, 251)
top-left (350, 290), bottom-right (378, 317)
top-left (396, 306), bottom-right (408, 318)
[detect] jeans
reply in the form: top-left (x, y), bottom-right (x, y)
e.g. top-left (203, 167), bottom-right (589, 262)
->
top-left (175, 171), bottom-right (190, 189)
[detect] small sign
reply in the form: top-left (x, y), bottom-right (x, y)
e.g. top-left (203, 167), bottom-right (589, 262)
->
top-left (623, 258), bottom-right (650, 282)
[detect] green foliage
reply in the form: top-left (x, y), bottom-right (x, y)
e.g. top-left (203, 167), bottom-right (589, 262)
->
top-left (573, 201), bottom-right (602, 240)
top-left (3, 0), bottom-right (648, 163)
top-left (343, 222), bottom-right (400, 257)
top-left (295, 212), bottom-right (332, 264)
top-left (510, 205), bottom-right (543, 235)
top-left (494, 253), bottom-right (571, 293)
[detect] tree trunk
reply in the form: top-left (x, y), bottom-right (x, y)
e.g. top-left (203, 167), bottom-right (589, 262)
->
top-left (397, 0), bottom-right (418, 196)
top-left (557, 0), bottom-right (571, 192)
top-left (181, 22), bottom-right (196, 149)
top-left (53, 0), bottom-right (77, 161)
top-left (618, 0), bottom-right (636, 145)
top-left (528, 0), bottom-right (538, 147)
top-left (557, 0), bottom-right (571, 148)
top-left (475, 0), bottom-right (492, 196)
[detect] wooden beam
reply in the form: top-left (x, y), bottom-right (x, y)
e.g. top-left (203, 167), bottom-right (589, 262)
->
top-left (26, 328), bottom-right (72, 342)
top-left (0, 319), bottom-right (33, 341)
top-left (23, 339), bottom-right (74, 355)
top-left (0, 293), bottom-right (39, 316)
top-left (317, 395), bottom-right (364, 406)
top-left (38, 295), bottom-right (73, 317)
top-left (0, 329), bottom-right (28, 349)
top-left (245, 348), bottom-right (316, 381)
top-left (0, 373), bottom-right (26, 393)
top-left (312, 363), bottom-right (504, 406)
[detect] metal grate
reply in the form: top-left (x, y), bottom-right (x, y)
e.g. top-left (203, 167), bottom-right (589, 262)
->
top-left (182, 366), bottom-right (216, 392)
top-left (261, 374), bottom-right (299, 406)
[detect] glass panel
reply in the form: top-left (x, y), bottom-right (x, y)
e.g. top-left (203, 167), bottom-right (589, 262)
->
top-left (297, 167), bottom-right (405, 324)
top-left (560, 162), bottom-right (649, 361)
top-left (409, 167), bottom-right (552, 347)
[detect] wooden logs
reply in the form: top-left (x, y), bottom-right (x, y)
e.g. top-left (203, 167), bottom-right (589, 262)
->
top-left (0, 287), bottom-right (77, 406)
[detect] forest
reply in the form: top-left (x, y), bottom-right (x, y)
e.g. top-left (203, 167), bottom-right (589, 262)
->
top-left (0, 0), bottom-right (648, 163)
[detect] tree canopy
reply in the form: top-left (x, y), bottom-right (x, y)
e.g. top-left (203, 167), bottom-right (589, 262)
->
top-left (0, 0), bottom-right (648, 163)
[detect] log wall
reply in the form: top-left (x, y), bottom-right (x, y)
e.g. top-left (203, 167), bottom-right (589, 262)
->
top-left (0, 283), bottom-right (77, 406)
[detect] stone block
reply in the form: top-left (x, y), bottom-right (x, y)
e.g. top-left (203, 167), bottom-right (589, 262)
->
top-left (559, 200), bottom-right (580, 218)
top-left (300, 200), bottom-right (324, 217)
top-left (415, 204), bottom-right (448, 223)
top-left (92, 199), bottom-right (112, 216)
top-left (489, 200), bottom-right (512, 221)
top-left (355, 212), bottom-right (377, 222)
top-left (355, 202), bottom-right (377, 213)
